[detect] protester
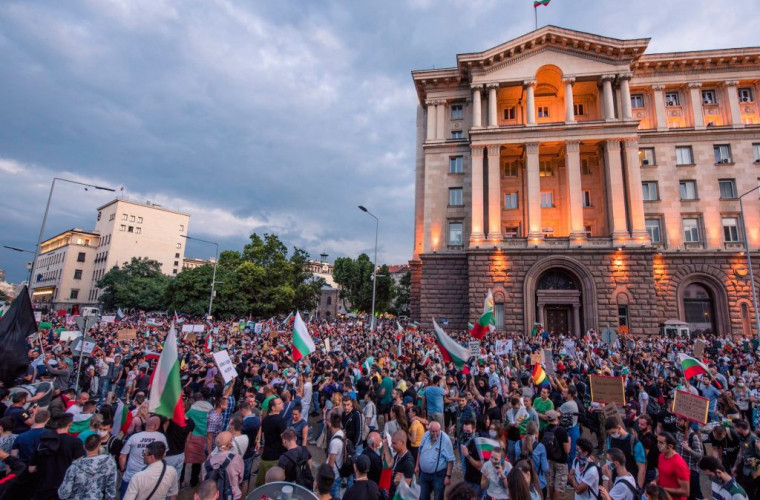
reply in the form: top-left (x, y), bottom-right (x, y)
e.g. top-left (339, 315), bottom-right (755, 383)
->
top-left (343, 455), bottom-right (379, 500)
top-left (279, 428), bottom-right (314, 489)
top-left (416, 421), bottom-right (455, 500)
top-left (118, 415), bottom-right (168, 498)
top-left (30, 413), bottom-right (85, 500)
top-left (57, 434), bottom-right (118, 500)
top-left (123, 441), bottom-right (179, 500)
top-left (656, 432), bottom-right (691, 500)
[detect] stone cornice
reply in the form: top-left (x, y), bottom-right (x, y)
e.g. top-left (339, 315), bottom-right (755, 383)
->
top-left (470, 120), bottom-right (640, 144)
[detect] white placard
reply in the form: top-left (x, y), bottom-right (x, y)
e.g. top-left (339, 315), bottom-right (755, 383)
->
top-left (146, 318), bottom-right (160, 326)
top-left (60, 331), bottom-right (82, 342)
top-left (254, 323), bottom-right (263, 334)
top-left (212, 349), bottom-right (238, 383)
top-left (468, 341), bottom-right (481, 359)
top-left (72, 337), bottom-right (98, 355)
top-left (324, 338), bottom-right (331, 352)
top-left (495, 340), bottom-right (513, 355)
top-left (563, 340), bottom-right (577, 357)
top-left (100, 315), bottom-right (116, 323)
top-left (34, 311), bottom-right (42, 322)
top-left (181, 324), bottom-right (193, 333)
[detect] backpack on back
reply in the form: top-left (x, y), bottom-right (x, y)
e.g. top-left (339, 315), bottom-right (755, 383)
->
top-left (331, 435), bottom-right (356, 477)
top-left (615, 476), bottom-right (643, 500)
top-left (284, 447), bottom-right (315, 490)
top-left (204, 453), bottom-right (234, 500)
top-left (542, 426), bottom-right (565, 462)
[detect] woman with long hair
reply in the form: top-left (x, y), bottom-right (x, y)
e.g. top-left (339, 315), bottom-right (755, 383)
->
top-left (513, 459), bottom-right (543, 500)
top-left (514, 421), bottom-right (548, 494)
top-left (476, 413), bottom-right (491, 437)
top-left (506, 463), bottom-right (533, 500)
top-left (383, 404), bottom-right (409, 437)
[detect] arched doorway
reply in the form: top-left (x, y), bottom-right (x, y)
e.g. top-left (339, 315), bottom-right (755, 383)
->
top-left (524, 256), bottom-right (597, 336)
top-left (682, 283), bottom-right (716, 334)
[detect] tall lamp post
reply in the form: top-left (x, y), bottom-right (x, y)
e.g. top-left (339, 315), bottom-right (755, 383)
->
top-left (29, 178), bottom-right (115, 299)
top-left (2, 245), bottom-right (36, 286)
top-left (739, 185), bottom-right (760, 340)
top-left (358, 205), bottom-right (379, 333)
top-left (181, 235), bottom-right (219, 318)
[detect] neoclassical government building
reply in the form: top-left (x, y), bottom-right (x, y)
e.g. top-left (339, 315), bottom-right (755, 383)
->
top-left (409, 26), bottom-right (760, 337)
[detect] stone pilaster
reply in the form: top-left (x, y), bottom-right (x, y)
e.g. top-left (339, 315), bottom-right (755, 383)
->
top-left (470, 146), bottom-right (486, 244)
top-left (486, 144), bottom-right (502, 241)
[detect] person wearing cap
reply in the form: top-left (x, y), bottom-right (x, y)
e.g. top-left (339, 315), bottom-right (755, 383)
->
top-left (343, 454), bottom-right (379, 500)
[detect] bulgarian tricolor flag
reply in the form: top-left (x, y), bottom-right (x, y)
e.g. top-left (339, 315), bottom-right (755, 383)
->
top-left (114, 399), bottom-right (133, 436)
top-left (396, 322), bottom-right (404, 341)
top-left (116, 308), bottom-right (125, 321)
top-left (432, 318), bottom-right (470, 370)
top-left (204, 334), bottom-right (212, 352)
top-left (421, 351), bottom-right (431, 366)
top-left (69, 413), bottom-right (93, 436)
top-left (149, 325), bottom-right (186, 426)
top-left (677, 353), bottom-right (710, 380)
top-left (408, 322), bottom-right (420, 331)
top-left (284, 312), bottom-right (295, 325)
top-left (174, 311), bottom-right (186, 325)
top-left (470, 290), bottom-right (495, 339)
top-left (534, 0), bottom-right (550, 7)
top-left (474, 437), bottom-right (501, 460)
top-left (292, 311), bottom-right (316, 361)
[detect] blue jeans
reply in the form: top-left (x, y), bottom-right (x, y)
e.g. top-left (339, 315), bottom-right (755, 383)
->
top-left (507, 440), bottom-right (518, 463)
top-left (119, 479), bottom-right (129, 499)
top-left (567, 425), bottom-right (580, 466)
top-left (98, 379), bottom-right (112, 404)
top-left (312, 391), bottom-right (321, 414)
top-left (330, 475), bottom-right (342, 498)
top-left (419, 469), bottom-right (446, 500)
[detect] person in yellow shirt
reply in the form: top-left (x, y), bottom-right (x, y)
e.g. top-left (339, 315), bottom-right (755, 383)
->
top-left (408, 406), bottom-right (427, 462)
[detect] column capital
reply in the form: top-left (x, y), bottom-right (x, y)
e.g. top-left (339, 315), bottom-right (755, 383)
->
top-left (562, 76), bottom-right (576, 85)
top-left (605, 139), bottom-right (622, 151)
top-left (471, 145), bottom-right (486, 157)
top-left (485, 82), bottom-right (500, 90)
top-left (724, 80), bottom-right (739, 87)
top-left (523, 79), bottom-right (537, 88)
top-left (525, 142), bottom-right (540, 154)
top-left (425, 99), bottom-right (436, 107)
top-left (470, 83), bottom-right (484, 92)
top-left (600, 74), bottom-right (616, 83)
top-left (617, 72), bottom-right (634, 81)
top-left (687, 82), bottom-right (702, 89)
top-left (564, 140), bottom-right (581, 153)
top-left (651, 84), bottom-right (666, 91)
top-left (486, 144), bottom-right (501, 156)
top-left (623, 138), bottom-right (639, 149)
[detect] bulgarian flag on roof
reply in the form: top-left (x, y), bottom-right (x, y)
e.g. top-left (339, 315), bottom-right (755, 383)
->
top-left (534, 0), bottom-right (550, 7)
top-left (292, 311), bottom-right (316, 362)
top-left (149, 324), bottom-right (186, 426)
top-left (474, 437), bottom-right (501, 460)
top-left (432, 318), bottom-right (470, 370)
top-left (677, 353), bottom-right (710, 380)
top-left (470, 290), bottom-right (496, 339)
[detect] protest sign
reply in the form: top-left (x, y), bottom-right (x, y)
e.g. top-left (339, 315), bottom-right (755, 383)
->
top-left (71, 337), bottom-right (98, 356)
top-left (34, 311), bottom-right (42, 322)
top-left (325, 338), bottom-right (331, 352)
top-left (181, 324), bottom-right (193, 333)
top-left (186, 332), bottom-right (197, 342)
top-left (59, 331), bottom-right (82, 342)
top-left (589, 375), bottom-right (626, 405)
top-left (494, 340), bottom-right (512, 355)
top-left (270, 330), bottom-right (279, 340)
top-left (254, 323), bottom-right (263, 334)
top-left (563, 340), bottom-right (577, 357)
top-left (693, 340), bottom-right (706, 358)
top-left (100, 315), bottom-right (116, 324)
top-left (602, 402), bottom-right (624, 426)
top-left (146, 318), bottom-right (160, 326)
top-left (468, 341), bottom-right (481, 359)
top-left (117, 329), bottom-right (138, 340)
top-left (530, 352), bottom-right (542, 365)
top-left (212, 350), bottom-right (238, 383)
top-left (672, 390), bottom-right (709, 424)
top-left (543, 349), bottom-right (555, 375)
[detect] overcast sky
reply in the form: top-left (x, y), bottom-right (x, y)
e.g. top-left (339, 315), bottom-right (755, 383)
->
top-left (1, 0), bottom-right (757, 282)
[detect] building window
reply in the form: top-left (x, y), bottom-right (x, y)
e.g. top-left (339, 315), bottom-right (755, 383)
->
top-left (450, 104), bottom-right (463, 120)
top-left (128, 226), bottom-right (134, 233)
top-left (130, 215), bottom-right (135, 222)
top-left (683, 218), bottom-right (701, 242)
top-left (573, 103), bottom-right (585, 116)
top-left (326, 296), bottom-right (332, 306)
top-left (665, 92), bottom-right (680, 106)
top-left (77, 252), bottom-right (85, 262)
top-left (582, 190), bottom-right (592, 207)
top-left (618, 305), bottom-right (629, 328)
top-left (70, 289), bottom-right (79, 299)
top-left (135, 227), bottom-right (141, 234)
top-left (540, 191), bottom-right (554, 208)
top-left (714, 144), bottom-right (733, 163)
top-left (121, 213), bottom-right (128, 221)
top-left (503, 107), bottom-right (516, 120)
top-left (679, 180), bottom-right (697, 200)
top-left (174, 261), bottom-right (179, 266)
top-left (645, 218), bottom-right (662, 243)
top-left (451, 130), bottom-right (463, 139)
top-left (504, 226), bottom-right (519, 238)
top-left (504, 192), bottom-right (519, 209)
top-left (676, 146), bottom-right (694, 165)
top-left (702, 89), bottom-right (717, 104)
top-left (719, 179), bottom-right (736, 199)
top-left (448, 222), bottom-right (463, 246)
top-left (584, 225), bottom-right (593, 237)
top-left (137, 216), bottom-right (143, 223)
top-left (449, 188), bottom-right (463, 206)
top-left (722, 217), bottom-right (741, 242)
top-left (449, 156), bottom-right (463, 174)
top-left (504, 160), bottom-right (519, 177)
top-left (639, 148), bottom-right (655, 166)
top-left (74, 270), bottom-right (82, 280)
top-left (581, 159), bottom-right (592, 175)
top-left (642, 181), bottom-right (659, 201)
top-left (175, 253), bottom-right (180, 258)
top-left (631, 94), bottom-right (644, 109)
top-left (119, 224), bottom-right (126, 231)
top-left (172, 269), bottom-right (178, 274)
top-left (739, 87), bottom-right (754, 102)
top-left (537, 106), bottom-right (549, 118)
top-left (109, 213), bottom-right (115, 221)
top-left (752, 143), bottom-right (760, 162)
top-left (539, 160), bottom-right (554, 177)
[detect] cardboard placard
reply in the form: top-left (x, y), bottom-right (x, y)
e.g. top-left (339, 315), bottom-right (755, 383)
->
top-left (693, 340), bottom-right (706, 358)
top-left (117, 328), bottom-right (138, 340)
top-left (186, 332), bottom-right (197, 342)
top-left (212, 350), bottom-right (238, 383)
top-left (325, 338), bottom-right (331, 352)
top-left (671, 389), bottom-right (709, 424)
top-left (601, 402), bottom-right (625, 426)
top-left (530, 352), bottom-right (543, 365)
top-left (100, 315), bottom-right (116, 323)
top-left (589, 375), bottom-right (626, 405)
top-left (468, 341), bottom-right (481, 359)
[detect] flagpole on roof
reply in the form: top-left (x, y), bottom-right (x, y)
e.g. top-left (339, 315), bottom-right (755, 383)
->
top-left (534, 5), bottom-right (537, 30)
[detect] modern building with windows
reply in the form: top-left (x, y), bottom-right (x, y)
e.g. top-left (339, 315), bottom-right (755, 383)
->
top-left (410, 26), bottom-right (760, 337)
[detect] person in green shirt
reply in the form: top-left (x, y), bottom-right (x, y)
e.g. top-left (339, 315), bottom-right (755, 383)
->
top-left (533, 386), bottom-right (554, 431)
top-left (378, 368), bottom-right (394, 423)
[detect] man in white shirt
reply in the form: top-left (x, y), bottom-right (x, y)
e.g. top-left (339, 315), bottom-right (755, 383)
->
top-left (123, 441), bottom-right (178, 500)
top-left (65, 392), bottom-right (90, 416)
top-left (599, 448), bottom-right (637, 500)
top-left (326, 412), bottom-right (345, 498)
top-left (569, 438), bottom-right (600, 500)
top-left (119, 416), bottom-right (169, 498)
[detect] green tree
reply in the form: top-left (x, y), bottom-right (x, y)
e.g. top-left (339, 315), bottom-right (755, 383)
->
top-left (97, 257), bottom-right (170, 311)
top-left (333, 255), bottom-right (393, 314)
top-left (391, 271), bottom-right (411, 316)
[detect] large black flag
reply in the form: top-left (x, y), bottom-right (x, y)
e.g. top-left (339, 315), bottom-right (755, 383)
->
top-left (0, 286), bottom-right (35, 387)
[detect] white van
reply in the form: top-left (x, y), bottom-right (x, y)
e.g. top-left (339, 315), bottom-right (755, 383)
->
top-left (81, 307), bottom-right (101, 317)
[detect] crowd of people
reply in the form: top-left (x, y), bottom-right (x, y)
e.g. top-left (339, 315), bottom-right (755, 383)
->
top-left (0, 310), bottom-right (759, 500)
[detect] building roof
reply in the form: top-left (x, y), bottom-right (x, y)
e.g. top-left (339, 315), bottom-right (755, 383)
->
top-left (387, 265), bottom-right (410, 274)
top-left (40, 227), bottom-right (100, 247)
top-left (96, 198), bottom-right (190, 217)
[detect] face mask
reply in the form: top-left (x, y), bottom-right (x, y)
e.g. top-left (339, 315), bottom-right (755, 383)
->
top-left (98, 430), bottom-right (109, 438)
top-left (461, 431), bottom-right (472, 441)
top-left (609, 432), bottom-right (621, 439)
top-left (489, 430), bottom-right (498, 438)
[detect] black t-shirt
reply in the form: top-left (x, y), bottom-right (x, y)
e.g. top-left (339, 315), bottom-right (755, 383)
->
top-left (639, 431), bottom-right (659, 471)
top-left (463, 439), bottom-right (482, 483)
top-left (5, 406), bottom-right (31, 434)
top-left (164, 419), bottom-right (195, 456)
top-left (361, 447), bottom-right (384, 485)
top-left (655, 408), bottom-right (677, 434)
top-left (32, 431), bottom-right (85, 497)
top-left (545, 424), bottom-right (569, 463)
top-left (261, 414), bottom-right (287, 460)
top-left (343, 478), bottom-right (380, 500)
top-left (706, 430), bottom-right (741, 471)
top-left (242, 415), bottom-right (261, 460)
top-left (389, 451), bottom-right (415, 498)
top-left (278, 446), bottom-right (312, 484)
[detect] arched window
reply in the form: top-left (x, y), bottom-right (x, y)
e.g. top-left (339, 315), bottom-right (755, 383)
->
top-left (683, 283), bottom-right (715, 333)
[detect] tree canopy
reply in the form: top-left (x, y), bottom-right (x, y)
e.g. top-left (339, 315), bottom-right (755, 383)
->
top-left (332, 254), bottom-right (394, 314)
top-left (97, 257), bottom-right (171, 311)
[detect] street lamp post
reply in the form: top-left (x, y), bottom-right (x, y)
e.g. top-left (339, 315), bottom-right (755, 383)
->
top-left (2, 245), bottom-right (36, 286)
top-left (358, 205), bottom-right (379, 334)
top-left (28, 178), bottom-right (115, 299)
top-left (181, 235), bottom-right (219, 318)
top-left (739, 185), bottom-right (760, 340)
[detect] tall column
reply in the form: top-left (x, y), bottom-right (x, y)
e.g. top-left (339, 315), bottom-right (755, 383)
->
top-left (623, 139), bottom-right (649, 242)
top-left (688, 83), bottom-right (705, 130)
top-left (487, 144), bottom-right (502, 241)
top-left (526, 142), bottom-right (542, 240)
top-left (525, 80), bottom-right (536, 126)
top-left (565, 140), bottom-right (584, 240)
top-left (426, 99), bottom-right (436, 141)
top-left (436, 100), bottom-right (445, 139)
top-left (652, 84), bottom-right (668, 131)
top-left (725, 80), bottom-right (744, 128)
top-left (487, 84), bottom-right (499, 128)
top-left (470, 146), bottom-right (486, 244)
top-left (619, 73), bottom-right (633, 120)
top-left (564, 77), bottom-right (576, 124)
top-left (572, 304), bottom-right (581, 337)
top-left (472, 85), bottom-right (483, 129)
top-left (601, 75), bottom-right (616, 121)
top-left (603, 140), bottom-right (629, 243)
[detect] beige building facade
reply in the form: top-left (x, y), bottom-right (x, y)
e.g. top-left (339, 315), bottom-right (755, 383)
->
top-left (410, 26), bottom-right (760, 337)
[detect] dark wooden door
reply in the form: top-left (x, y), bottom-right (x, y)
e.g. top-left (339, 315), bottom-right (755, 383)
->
top-left (546, 306), bottom-right (569, 334)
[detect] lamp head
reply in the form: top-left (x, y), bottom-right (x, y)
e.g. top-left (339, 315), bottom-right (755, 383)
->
top-left (358, 205), bottom-right (368, 212)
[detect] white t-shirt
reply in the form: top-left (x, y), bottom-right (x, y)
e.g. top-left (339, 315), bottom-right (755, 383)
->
top-left (302, 382), bottom-right (313, 411)
top-left (120, 431), bottom-right (168, 482)
top-left (480, 460), bottom-right (512, 499)
top-left (608, 475), bottom-right (636, 500)
top-left (571, 460), bottom-right (599, 500)
top-left (328, 430), bottom-right (345, 479)
top-left (233, 435), bottom-right (249, 456)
